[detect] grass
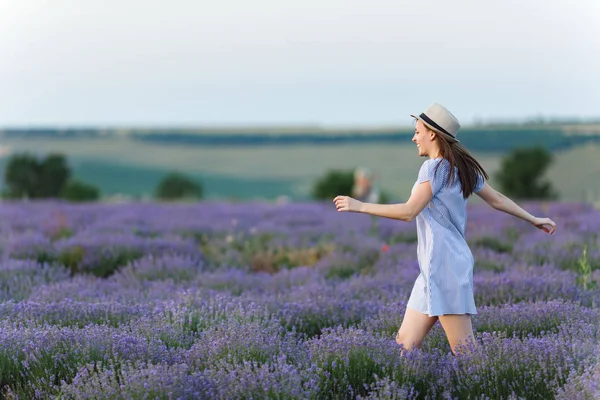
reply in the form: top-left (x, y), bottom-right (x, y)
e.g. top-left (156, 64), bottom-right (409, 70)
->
top-left (1, 137), bottom-right (599, 202)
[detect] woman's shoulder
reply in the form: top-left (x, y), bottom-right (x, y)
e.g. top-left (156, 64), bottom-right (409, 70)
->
top-left (423, 157), bottom-right (450, 172)
top-left (423, 157), bottom-right (448, 165)
top-left (421, 157), bottom-right (443, 168)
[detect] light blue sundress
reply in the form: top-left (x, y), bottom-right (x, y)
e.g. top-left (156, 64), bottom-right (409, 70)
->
top-left (406, 157), bottom-right (485, 317)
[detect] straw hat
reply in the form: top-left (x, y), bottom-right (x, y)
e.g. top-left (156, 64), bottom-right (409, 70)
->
top-left (411, 103), bottom-right (461, 142)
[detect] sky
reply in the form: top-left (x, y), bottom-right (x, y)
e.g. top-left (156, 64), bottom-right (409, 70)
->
top-left (0, 0), bottom-right (599, 127)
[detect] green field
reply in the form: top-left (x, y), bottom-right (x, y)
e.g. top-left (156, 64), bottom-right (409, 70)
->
top-left (1, 136), bottom-right (599, 203)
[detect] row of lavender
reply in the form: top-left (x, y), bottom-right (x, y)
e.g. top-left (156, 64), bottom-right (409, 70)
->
top-left (0, 200), bottom-right (598, 399)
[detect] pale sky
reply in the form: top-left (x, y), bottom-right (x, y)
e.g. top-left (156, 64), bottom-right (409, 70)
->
top-left (1, 0), bottom-right (599, 127)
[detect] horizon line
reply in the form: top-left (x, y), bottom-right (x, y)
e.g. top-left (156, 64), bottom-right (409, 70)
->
top-left (1, 116), bottom-right (600, 133)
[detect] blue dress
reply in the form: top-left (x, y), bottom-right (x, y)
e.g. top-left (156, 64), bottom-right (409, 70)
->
top-left (406, 157), bottom-right (485, 317)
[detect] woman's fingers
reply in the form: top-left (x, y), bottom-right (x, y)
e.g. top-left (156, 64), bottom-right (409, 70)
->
top-left (533, 217), bottom-right (556, 235)
top-left (333, 196), bottom-right (349, 211)
top-left (540, 219), bottom-right (556, 234)
top-left (546, 219), bottom-right (556, 234)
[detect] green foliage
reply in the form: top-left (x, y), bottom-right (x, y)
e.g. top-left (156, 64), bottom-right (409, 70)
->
top-left (388, 231), bottom-right (418, 244)
top-left (475, 259), bottom-right (505, 273)
top-left (58, 247), bottom-right (85, 274)
top-left (38, 154), bottom-right (71, 197)
top-left (320, 350), bottom-right (385, 398)
top-left (470, 236), bottom-right (514, 253)
top-left (3, 152), bottom-right (102, 201)
top-left (379, 189), bottom-right (392, 204)
top-left (576, 245), bottom-right (596, 290)
top-left (325, 264), bottom-right (360, 280)
top-left (495, 146), bottom-right (559, 200)
top-left (311, 169), bottom-right (354, 200)
top-left (61, 180), bottom-right (100, 202)
top-left (155, 171), bottom-right (203, 200)
top-left (323, 248), bottom-right (381, 282)
top-left (58, 246), bottom-right (143, 278)
top-left (3, 153), bottom-right (44, 198)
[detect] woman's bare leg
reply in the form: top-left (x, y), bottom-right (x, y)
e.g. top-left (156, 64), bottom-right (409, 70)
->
top-left (395, 306), bottom-right (439, 353)
top-left (437, 313), bottom-right (476, 355)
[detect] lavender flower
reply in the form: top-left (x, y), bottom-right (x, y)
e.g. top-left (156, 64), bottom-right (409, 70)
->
top-left (0, 200), bottom-right (597, 398)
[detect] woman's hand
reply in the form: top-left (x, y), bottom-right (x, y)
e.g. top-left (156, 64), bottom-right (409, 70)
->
top-left (531, 217), bottom-right (556, 235)
top-left (333, 195), bottom-right (364, 213)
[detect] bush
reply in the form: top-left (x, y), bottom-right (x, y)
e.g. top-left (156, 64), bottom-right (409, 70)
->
top-left (495, 146), bottom-right (558, 200)
top-left (3, 153), bottom-right (100, 202)
top-left (38, 154), bottom-right (71, 197)
top-left (312, 169), bottom-right (354, 200)
top-left (61, 180), bottom-right (100, 202)
top-left (3, 153), bottom-right (41, 199)
top-left (4, 153), bottom-right (71, 199)
top-left (155, 172), bottom-right (203, 200)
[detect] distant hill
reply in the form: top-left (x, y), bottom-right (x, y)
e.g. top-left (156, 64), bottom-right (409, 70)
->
top-left (2, 122), bottom-right (600, 153)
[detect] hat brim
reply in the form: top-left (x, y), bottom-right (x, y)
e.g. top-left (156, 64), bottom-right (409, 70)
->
top-left (410, 114), bottom-right (460, 143)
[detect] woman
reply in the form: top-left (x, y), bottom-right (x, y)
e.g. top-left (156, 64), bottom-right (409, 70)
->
top-left (333, 103), bottom-right (556, 355)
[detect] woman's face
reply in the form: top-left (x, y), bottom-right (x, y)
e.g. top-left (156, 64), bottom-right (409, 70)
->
top-left (412, 120), bottom-right (436, 157)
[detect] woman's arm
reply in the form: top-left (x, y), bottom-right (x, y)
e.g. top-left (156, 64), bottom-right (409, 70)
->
top-left (333, 180), bottom-right (433, 222)
top-left (475, 183), bottom-right (556, 234)
top-left (359, 202), bottom-right (414, 221)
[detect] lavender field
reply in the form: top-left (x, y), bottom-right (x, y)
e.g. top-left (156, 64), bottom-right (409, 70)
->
top-left (0, 200), bottom-right (599, 399)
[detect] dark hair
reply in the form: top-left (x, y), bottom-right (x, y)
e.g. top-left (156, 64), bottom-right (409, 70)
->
top-left (429, 128), bottom-right (489, 198)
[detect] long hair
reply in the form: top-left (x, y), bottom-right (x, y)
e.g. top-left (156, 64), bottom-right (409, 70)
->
top-left (429, 127), bottom-right (489, 199)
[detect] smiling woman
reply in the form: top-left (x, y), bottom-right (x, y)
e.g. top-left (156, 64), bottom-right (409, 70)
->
top-left (411, 104), bottom-right (488, 199)
top-left (333, 102), bottom-right (557, 356)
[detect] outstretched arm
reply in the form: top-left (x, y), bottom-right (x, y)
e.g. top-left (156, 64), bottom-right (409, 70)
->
top-left (475, 183), bottom-right (556, 234)
top-left (333, 180), bottom-right (433, 222)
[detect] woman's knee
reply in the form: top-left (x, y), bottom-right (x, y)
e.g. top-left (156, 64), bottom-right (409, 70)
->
top-left (395, 331), bottom-right (422, 350)
top-left (395, 307), bottom-right (439, 350)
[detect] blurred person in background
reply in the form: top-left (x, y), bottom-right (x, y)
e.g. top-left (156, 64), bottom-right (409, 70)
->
top-left (352, 167), bottom-right (380, 203)
top-left (334, 103), bottom-right (557, 356)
